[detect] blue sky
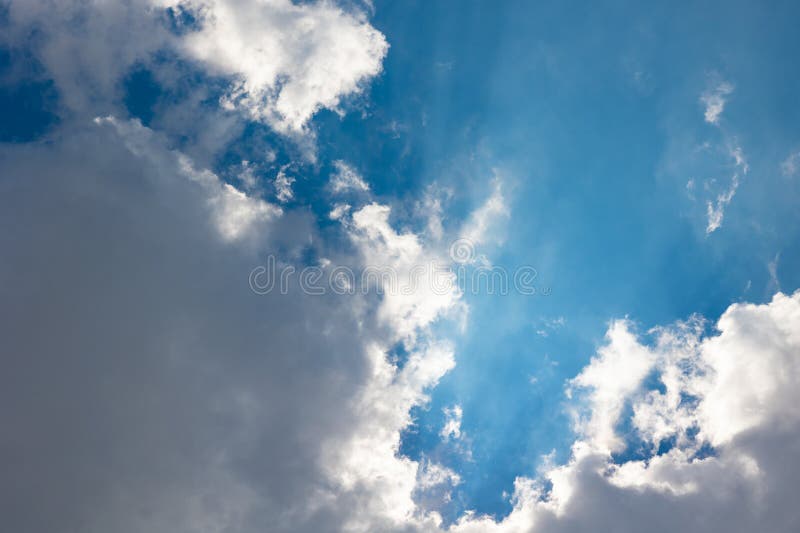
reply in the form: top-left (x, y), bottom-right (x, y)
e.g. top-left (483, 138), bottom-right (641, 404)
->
top-left (2, 1), bottom-right (800, 532)
top-left (331, 0), bottom-right (800, 519)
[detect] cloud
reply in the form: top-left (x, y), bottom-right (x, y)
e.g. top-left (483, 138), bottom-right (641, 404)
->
top-left (768, 253), bottom-right (781, 292)
top-left (441, 405), bottom-right (464, 441)
top-left (567, 320), bottom-right (656, 453)
top-left (669, 78), bottom-right (748, 234)
top-left (451, 291), bottom-right (800, 533)
top-left (329, 203), bottom-right (352, 220)
top-left (460, 174), bottom-right (509, 248)
top-left (781, 150), bottom-right (800, 176)
top-left (0, 122), bottom-right (352, 532)
top-left (414, 459), bottom-right (462, 514)
top-left (3, 0), bottom-right (388, 138)
top-left (4, 3), bottom-right (800, 532)
top-left (706, 145), bottom-right (748, 234)
top-left (0, 115), bottom-right (464, 532)
top-left (274, 168), bottom-right (295, 203)
top-left (4, 119), bottom-right (800, 533)
top-left (236, 160), bottom-right (259, 191)
top-left (345, 202), bottom-right (463, 344)
top-left (163, 0), bottom-right (388, 134)
top-left (705, 175), bottom-right (738, 233)
top-left (1, 0), bottom-right (171, 114)
top-left (329, 160), bottom-right (371, 194)
top-left (700, 80), bottom-right (734, 125)
top-left (95, 116), bottom-right (282, 242)
top-left (415, 184), bottom-right (453, 241)
top-left (416, 460), bottom-right (462, 490)
top-left (535, 316), bottom-right (566, 337)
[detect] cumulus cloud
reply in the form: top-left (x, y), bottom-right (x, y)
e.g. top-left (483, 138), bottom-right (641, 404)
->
top-left (567, 320), bottom-right (656, 453)
top-left (0, 117), bottom-right (464, 532)
top-left (451, 292), bottom-right (800, 533)
top-left (414, 459), bottom-right (463, 515)
top-left (4, 121), bottom-right (800, 533)
top-left (417, 460), bottom-right (462, 490)
top-left (3, 0), bottom-right (388, 138)
top-left (161, 0), bottom-right (388, 134)
top-left (95, 116), bottom-right (283, 242)
top-left (4, 3), bottom-right (800, 533)
top-left (0, 122), bottom-right (349, 533)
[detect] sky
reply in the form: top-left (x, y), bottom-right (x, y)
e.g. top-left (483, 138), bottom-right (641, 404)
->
top-left (1, 1), bottom-right (800, 532)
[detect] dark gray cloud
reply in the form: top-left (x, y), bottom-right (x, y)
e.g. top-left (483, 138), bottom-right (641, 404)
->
top-left (0, 124), bottom-right (375, 533)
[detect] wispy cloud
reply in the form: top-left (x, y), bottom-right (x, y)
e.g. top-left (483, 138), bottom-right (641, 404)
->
top-left (768, 252), bottom-right (781, 292)
top-left (706, 145), bottom-right (748, 234)
top-left (440, 405), bottom-right (463, 441)
top-left (329, 160), bottom-right (371, 194)
top-left (782, 150), bottom-right (800, 176)
top-left (536, 316), bottom-right (566, 337)
top-left (274, 168), bottom-right (295, 203)
top-left (700, 80), bottom-right (734, 125)
top-left (460, 174), bottom-right (510, 249)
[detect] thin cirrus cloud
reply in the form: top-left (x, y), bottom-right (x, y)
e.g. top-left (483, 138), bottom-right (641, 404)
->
top-left (688, 78), bottom-right (749, 235)
top-left (705, 145), bottom-right (748, 234)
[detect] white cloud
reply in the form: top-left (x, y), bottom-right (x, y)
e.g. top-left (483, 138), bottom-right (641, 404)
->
top-left (329, 203), bottom-right (352, 220)
top-left (568, 320), bottom-right (656, 453)
top-left (460, 174), bottom-right (509, 248)
top-left (5, 3), bottom-right (800, 532)
top-left (781, 150), bottom-right (800, 176)
top-left (451, 291), bottom-right (800, 533)
top-left (414, 459), bottom-right (462, 513)
top-left (700, 80), bottom-right (734, 125)
top-left (416, 460), bottom-right (461, 490)
top-left (0, 116), bottom-right (466, 533)
top-left (416, 184), bottom-right (453, 241)
top-left (330, 160), bottom-right (371, 194)
top-left (345, 202), bottom-right (463, 344)
top-left (705, 174), bottom-right (738, 233)
top-left (4, 0), bottom-right (388, 141)
top-left (5, 119), bottom-right (800, 533)
top-left (237, 160), bottom-right (258, 190)
top-left (95, 116), bottom-right (282, 242)
top-left (160, 0), bottom-right (388, 134)
top-left (441, 405), bottom-right (463, 441)
top-left (706, 145), bottom-right (748, 234)
top-left (274, 168), bottom-right (295, 203)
